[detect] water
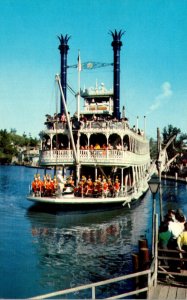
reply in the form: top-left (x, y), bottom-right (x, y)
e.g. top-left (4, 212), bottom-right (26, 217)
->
top-left (0, 166), bottom-right (187, 299)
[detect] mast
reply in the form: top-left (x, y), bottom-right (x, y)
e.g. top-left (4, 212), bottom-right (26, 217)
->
top-left (56, 74), bottom-right (78, 163)
top-left (58, 34), bottom-right (70, 115)
top-left (110, 30), bottom-right (125, 120)
top-left (77, 50), bottom-right (81, 122)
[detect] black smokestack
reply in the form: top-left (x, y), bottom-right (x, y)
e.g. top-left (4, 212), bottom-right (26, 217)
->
top-left (58, 34), bottom-right (70, 115)
top-left (110, 30), bottom-right (124, 120)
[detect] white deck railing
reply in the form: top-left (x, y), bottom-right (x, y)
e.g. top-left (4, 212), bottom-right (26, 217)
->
top-left (40, 149), bottom-right (150, 166)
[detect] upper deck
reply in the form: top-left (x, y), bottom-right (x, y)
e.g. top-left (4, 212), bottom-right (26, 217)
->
top-left (41, 81), bottom-right (149, 167)
top-left (40, 117), bottom-right (149, 167)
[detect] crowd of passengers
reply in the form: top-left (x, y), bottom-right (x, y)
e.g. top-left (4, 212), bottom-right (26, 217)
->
top-left (42, 139), bottom-right (128, 151)
top-left (74, 175), bottom-right (120, 197)
top-left (45, 113), bottom-right (144, 135)
top-left (158, 208), bottom-right (187, 269)
top-left (31, 173), bottom-right (121, 198)
top-left (80, 142), bottom-right (127, 151)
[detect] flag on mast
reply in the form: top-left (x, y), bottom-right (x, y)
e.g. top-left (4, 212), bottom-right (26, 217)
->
top-left (77, 51), bottom-right (82, 72)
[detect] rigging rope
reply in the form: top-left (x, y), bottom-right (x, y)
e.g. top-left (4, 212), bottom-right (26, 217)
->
top-left (67, 83), bottom-right (76, 96)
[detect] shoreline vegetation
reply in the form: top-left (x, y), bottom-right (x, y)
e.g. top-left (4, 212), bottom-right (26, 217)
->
top-left (0, 129), bottom-right (39, 165)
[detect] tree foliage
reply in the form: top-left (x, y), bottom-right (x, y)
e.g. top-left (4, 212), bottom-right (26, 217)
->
top-left (149, 137), bottom-right (157, 160)
top-left (162, 124), bottom-right (187, 159)
top-left (149, 124), bottom-right (186, 161)
top-left (0, 129), bottom-right (39, 164)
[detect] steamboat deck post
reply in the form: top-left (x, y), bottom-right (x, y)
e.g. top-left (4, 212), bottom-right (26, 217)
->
top-left (121, 167), bottom-right (124, 193)
top-left (95, 166), bottom-right (97, 181)
top-left (157, 128), bottom-right (163, 223)
top-left (124, 174), bottom-right (128, 192)
top-left (136, 116), bottom-right (139, 132)
top-left (77, 50), bottom-right (81, 121)
top-left (144, 116), bottom-right (146, 139)
top-left (76, 131), bottom-right (81, 187)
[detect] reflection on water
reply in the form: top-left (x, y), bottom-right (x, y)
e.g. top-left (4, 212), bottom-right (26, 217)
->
top-left (0, 166), bottom-right (187, 298)
top-left (26, 201), bottom-right (151, 297)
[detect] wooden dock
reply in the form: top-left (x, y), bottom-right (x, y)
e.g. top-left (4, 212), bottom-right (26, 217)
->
top-left (151, 284), bottom-right (187, 299)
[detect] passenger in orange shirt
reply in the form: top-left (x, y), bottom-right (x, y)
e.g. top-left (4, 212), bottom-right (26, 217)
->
top-left (37, 174), bottom-right (44, 195)
top-left (107, 177), bottom-right (113, 194)
top-left (43, 176), bottom-right (47, 192)
top-left (53, 176), bottom-right (58, 192)
top-left (50, 177), bottom-right (55, 194)
top-left (113, 179), bottom-right (120, 196)
top-left (78, 179), bottom-right (85, 196)
top-left (102, 179), bottom-right (108, 197)
top-left (93, 179), bottom-right (102, 196)
top-left (32, 175), bottom-right (38, 194)
top-left (45, 175), bottom-right (53, 196)
top-left (85, 176), bottom-right (93, 195)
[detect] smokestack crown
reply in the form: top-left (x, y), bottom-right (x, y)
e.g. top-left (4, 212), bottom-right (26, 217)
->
top-left (58, 34), bottom-right (71, 53)
top-left (110, 30), bottom-right (125, 48)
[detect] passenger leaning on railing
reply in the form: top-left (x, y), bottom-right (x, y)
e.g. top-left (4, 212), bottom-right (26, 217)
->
top-left (177, 222), bottom-right (187, 252)
top-left (166, 209), bottom-right (186, 249)
top-left (159, 209), bottom-right (186, 271)
top-left (158, 221), bottom-right (172, 266)
top-left (177, 222), bottom-right (187, 269)
top-left (159, 221), bottom-right (172, 250)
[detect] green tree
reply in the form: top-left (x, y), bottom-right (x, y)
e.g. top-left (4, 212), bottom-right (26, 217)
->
top-left (149, 137), bottom-right (157, 160)
top-left (162, 124), bottom-right (187, 159)
top-left (0, 129), bottom-right (39, 164)
top-left (0, 129), bottom-right (17, 164)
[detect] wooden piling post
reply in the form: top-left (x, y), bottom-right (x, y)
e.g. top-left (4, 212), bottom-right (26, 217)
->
top-left (132, 253), bottom-right (140, 292)
top-left (132, 253), bottom-right (139, 272)
top-left (139, 239), bottom-right (148, 251)
top-left (138, 242), bottom-right (150, 298)
top-left (139, 247), bottom-right (150, 270)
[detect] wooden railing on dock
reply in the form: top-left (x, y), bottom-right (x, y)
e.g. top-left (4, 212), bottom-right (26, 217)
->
top-left (29, 262), bottom-right (156, 299)
top-left (157, 248), bottom-right (187, 286)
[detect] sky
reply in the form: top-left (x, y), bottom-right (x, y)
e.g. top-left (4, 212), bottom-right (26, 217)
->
top-left (0, 0), bottom-right (187, 139)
